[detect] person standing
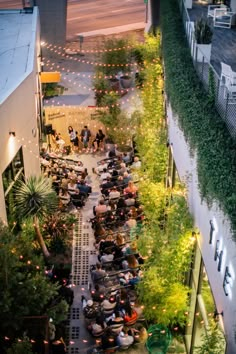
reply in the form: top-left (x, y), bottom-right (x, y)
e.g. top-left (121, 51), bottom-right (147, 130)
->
top-left (73, 131), bottom-right (79, 153)
top-left (80, 125), bottom-right (91, 149)
top-left (68, 126), bottom-right (76, 143)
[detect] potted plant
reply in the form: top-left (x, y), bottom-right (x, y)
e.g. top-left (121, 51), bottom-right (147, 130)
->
top-left (184, 0), bottom-right (192, 9)
top-left (120, 73), bottom-right (133, 89)
top-left (100, 38), bottom-right (133, 89)
top-left (194, 18), bottom-right (213, 62)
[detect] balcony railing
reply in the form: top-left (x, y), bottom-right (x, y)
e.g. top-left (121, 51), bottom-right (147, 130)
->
top-left (178, 0), bottom-right (236, 139)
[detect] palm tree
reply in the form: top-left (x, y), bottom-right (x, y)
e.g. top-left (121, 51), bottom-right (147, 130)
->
top-left (14, 175), bottom-right (58, 258)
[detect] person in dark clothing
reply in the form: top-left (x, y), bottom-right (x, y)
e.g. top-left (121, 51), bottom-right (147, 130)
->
top-left (100, 177), bottom-right (114, 197)
top-left (51, 338), bottom-right (66, 354)
top-left (59, 282), bottom-right (74, 306)
top-left (111, 169), bottom-right (119, 183)
top-left (101, 328), bottom-right (117, 350)
top-left (52, 175), bottom-right (60, 195)
top-left (99, 235), bottom-right (115, 255)
top-left (71, 189), bottom-right (85, 208)
top-left (77, 180), bottom-right (92, 196)
top-left (82, 297), bottom-right (99, 319)
top-left (93, 129), bottom-right (105, 149)
top-left (91, 284), bottom-right (105, 303)
top-left (80, 125), bottom-right (91, 148)
top-left (73, 131), bottom-right (79, 152)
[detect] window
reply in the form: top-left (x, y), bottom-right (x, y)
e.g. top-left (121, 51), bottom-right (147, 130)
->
top-left (2, 148), bottom-right (24, 225)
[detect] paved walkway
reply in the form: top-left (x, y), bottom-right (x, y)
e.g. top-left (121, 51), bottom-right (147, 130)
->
top-left (63, 150), bottom-right (148, 354)
top-left (66, 151), bottom-right (103, 354)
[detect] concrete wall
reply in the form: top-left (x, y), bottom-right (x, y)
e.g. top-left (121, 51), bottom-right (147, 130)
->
top-left (167, 103), bottom-right (236, 354)
top-left (34, 0), bottom-right (67, 48)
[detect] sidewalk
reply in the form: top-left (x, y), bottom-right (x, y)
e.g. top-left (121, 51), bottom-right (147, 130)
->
top-left (77, 22), bottom-right (146, 38)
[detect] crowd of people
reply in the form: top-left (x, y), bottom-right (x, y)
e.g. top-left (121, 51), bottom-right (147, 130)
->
top-left (79, 152), bottom-right (148, 353)
top-left (40, 135), bottom-right (147, 353)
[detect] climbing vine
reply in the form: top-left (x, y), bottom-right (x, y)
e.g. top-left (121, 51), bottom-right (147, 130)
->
top-left (160, 0), bottom-right (236, 236)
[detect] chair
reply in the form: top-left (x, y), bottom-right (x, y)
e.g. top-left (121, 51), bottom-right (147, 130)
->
top-left (213, 7), bottom-right (235, 29)
top-left (220, 62), bottom-right (234, 86)
top-left (208, 4), bottom-right (227, 18)
top-left (220, 62), bottom-right (236, 99)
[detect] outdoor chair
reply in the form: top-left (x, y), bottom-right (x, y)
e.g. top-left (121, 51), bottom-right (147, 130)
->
top-left (220, 62), bottom-right (236, 99)
top-left (220, 62), bottom-right (234, 86)
top-left (213, 7), bottom-right (235, 29)
top-left (207, 4), bottom-right (227, 18)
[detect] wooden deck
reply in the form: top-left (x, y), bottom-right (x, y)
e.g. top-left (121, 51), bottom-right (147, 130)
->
top-left (188, 0), bottom-right (236, 75)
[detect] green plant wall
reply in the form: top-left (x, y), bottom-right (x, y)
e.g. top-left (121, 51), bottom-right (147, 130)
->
top-left (133, 34), bottom-right (194, 328)
top-left (160, 0), bottom-right (236, 236)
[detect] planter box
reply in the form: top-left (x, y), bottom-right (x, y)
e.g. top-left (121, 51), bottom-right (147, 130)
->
top-left (108, 78), bottom-right (120, 91)
top-left (104, 138), bottom-right (115, 153)
top-left (196, 43), bottom-right (212, 63)
top-left (120, 75), bottom-right (132, 89)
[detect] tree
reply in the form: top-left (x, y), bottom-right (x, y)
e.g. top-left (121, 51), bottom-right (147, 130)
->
top-left (0, 221), bottom-right (68, 339)
top-left (194, 320), bottom-right (225, 354)
top-left (14, 176), bottom-right (58, 258)
top-left (6, 339), bottom-right (33, 354)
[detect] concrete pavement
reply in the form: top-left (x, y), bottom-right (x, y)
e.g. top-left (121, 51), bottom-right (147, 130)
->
top-left (77, 22), bottom-right (146, 38)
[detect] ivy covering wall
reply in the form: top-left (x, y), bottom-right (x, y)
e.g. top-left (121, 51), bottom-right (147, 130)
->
top-left (160, 0), bottom-right (236, 236)
top-left (134, 35), bottom-right (195, 328)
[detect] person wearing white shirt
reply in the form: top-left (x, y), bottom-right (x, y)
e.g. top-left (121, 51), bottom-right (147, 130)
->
top-left (109, 187), bottom-right (121, 200)
top-left (131, 156), bottom-right (141, 169)
top-left (99, 169), bottom-right (111, 182)
top-left (95, 161), bottom-right (108, 174)
top-left (117, 329), bottom-right (134, 348)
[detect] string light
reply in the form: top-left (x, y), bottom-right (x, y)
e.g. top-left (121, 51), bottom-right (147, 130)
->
top-left (45, 45), bottom-right (139, 67)
top-left (0, 293), bottom-right (212, 347)
top-left (43, 41), bottom-right (139, 54)
top-left (44, 91), bottom-right (140, 108)
top-left (44, 60), bottom-right (141, 79)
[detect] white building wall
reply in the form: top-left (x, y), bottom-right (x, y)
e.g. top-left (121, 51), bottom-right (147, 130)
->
top-left (0, 9), bottom-right (41, 223)
top-left (167, 103), bottom-right (236, 354)
top-left (230, 0), bottom-right (236, 13)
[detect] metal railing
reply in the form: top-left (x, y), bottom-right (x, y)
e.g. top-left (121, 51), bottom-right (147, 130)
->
top-left (178, 0), bottom-right (236, 139)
